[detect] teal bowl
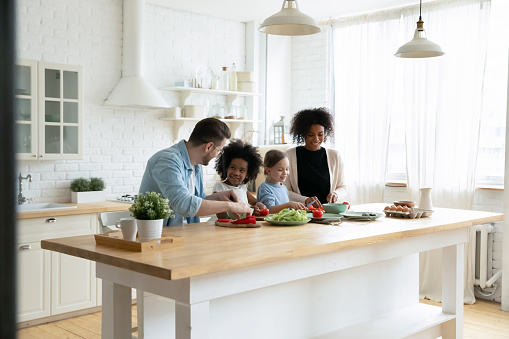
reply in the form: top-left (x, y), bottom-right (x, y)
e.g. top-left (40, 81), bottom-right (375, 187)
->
top-left (323, 203), bottom-right (348, 214)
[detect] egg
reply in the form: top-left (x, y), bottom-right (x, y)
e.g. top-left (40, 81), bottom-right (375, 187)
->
top-left (384, 205), bottom-right (391, 210)
top-left (402, 206), bottom-right (410, 213)
top-left (389, 205), bottom-right (397, 211)
top-left (396, 206), bottom-right (403, 212)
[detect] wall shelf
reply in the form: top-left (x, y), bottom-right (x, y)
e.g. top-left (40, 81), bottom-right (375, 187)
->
top-left (160, 117), bottom-right (260, 140)
top-left (160, 86), bottom-right (261, 107)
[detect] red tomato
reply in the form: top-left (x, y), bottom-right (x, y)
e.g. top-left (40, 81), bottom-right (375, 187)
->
top-left (232, 216), bottom-right (257, 224)
top-left (259, 208), bottom-right (269, 216)
top-left (308, 205), bottom-right (316, 210)
top-left (312, 210), bottom-right (323, 218)
top-left (217, 219), bottom-right (231, 223)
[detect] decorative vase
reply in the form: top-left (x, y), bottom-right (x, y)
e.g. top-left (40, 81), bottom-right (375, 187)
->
top-left (136, 219), bottom-right (164, 242)
top-left (418, 188), bottom-right (433, 216)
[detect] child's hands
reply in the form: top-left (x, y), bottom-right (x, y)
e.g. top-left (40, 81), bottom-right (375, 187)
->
top-left (288, 202), bottom-right (306, 210)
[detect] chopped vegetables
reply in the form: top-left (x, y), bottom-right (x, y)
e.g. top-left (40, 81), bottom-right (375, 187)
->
top-left (269, 209), bottom-right (309, 222)
top-left (232, 216), bottom-right (257, 224)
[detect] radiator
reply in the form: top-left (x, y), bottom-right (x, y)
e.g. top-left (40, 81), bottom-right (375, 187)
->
top-left (472, 223), bottom-right (495, 288)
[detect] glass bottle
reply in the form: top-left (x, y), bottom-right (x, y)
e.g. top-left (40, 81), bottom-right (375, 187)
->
top-left (220, 67), bottom-right (229, 91)
top-left (229, 63), bottom-right (237, 91)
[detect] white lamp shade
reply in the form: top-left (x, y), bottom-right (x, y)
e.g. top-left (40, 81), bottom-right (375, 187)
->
top-left (259, 0), bottom-right (321, 36)
top-left (395, 25), bottom-right (444, 58)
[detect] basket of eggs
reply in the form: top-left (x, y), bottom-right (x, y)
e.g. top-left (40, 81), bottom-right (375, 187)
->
top-left (383, 201), bottom-right (433, 219)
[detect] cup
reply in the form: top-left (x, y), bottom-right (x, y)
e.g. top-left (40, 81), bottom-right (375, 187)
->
top-left (167, 107), bottom-right (181, 119)
top-left (115, 218), bottom-right (137, 241)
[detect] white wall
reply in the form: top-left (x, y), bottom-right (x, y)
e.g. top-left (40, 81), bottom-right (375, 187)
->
top-left (16, 0), bottom-right (246, 201)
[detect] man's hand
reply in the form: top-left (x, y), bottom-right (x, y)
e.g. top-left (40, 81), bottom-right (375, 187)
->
top-left (228, 202), bottom-right (252, 220)
top-left (205, 190), bottom-right (240, 203)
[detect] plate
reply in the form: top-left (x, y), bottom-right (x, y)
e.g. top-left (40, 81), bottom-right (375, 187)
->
top-left (264, 218), bottom-right (311, 226)
top-left (195, 64), bottom-right (214, 89)
top-left (342, 212), bottom-right (384, 221)
top-left (306, 212), bottom-right (343, 221)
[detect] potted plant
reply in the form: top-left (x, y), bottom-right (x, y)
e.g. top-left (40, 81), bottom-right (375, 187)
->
top-left (70, 177), bottom-right (106, 203)
top-left (129, 192), bottom-right (174, 242)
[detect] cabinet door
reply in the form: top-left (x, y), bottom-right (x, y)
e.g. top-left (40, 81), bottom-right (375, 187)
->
top-left (15, 59), bottom-right (38, 160)
top-left (51, 252), bottom-right (96, 315)
top-left (17, 242), bottom-right (51, 322)
top-left (38, 61), bottom-right (83, 160)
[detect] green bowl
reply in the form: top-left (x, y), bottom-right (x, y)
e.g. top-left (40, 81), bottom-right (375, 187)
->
top-left (323, 203), bottom-right (348, 214)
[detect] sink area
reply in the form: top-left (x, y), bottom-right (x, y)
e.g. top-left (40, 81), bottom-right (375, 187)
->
top-left (17, 203), bottom-right (77, 212)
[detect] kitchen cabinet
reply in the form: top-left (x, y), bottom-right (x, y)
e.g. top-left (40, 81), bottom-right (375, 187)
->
top-left (160, 86), bottom-right (261, 140)
top-left (17, 214), bottom-right (97, 323)
top-left (17, 242), bottom-right (51, 322)
top-left (15, 60), bottom-right (83, 160)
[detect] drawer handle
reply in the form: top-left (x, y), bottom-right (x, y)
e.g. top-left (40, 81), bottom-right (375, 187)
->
top-left (19, 245), bottom-right (32, 250)
top-left (46, 218), bottom-right (57, 223)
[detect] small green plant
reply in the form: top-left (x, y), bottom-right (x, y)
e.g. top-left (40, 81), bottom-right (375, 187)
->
top-left (70, 178), bottom-right (91, 192)
top-left (129, 192), bottom-right (174, 220)
top-left (70, 177), bottom-right (105, 192)
top-left (89, 177), bottom-right (105, 191)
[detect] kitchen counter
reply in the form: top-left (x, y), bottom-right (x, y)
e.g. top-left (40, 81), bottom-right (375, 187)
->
top-left (18, 201), bottom-right (131, 219)
top-left (41, 203), bottom-right (504, 339)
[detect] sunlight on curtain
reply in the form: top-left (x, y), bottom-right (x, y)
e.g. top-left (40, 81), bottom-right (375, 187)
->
top-left (332, 11), bottom-right (401, 204)
top-left (398, 0), bottom-right (491, 304)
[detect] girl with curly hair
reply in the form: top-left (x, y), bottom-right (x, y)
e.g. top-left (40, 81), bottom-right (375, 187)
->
top-left (285, 107), bottom-right (346, 207)
top-left (214, 139), bottom-right (267, 216)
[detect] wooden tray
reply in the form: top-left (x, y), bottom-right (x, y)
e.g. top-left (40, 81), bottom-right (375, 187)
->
top-left (215, 220), bottom-right (260, 228)
top-left (94, 230), bottom-right (183, 252)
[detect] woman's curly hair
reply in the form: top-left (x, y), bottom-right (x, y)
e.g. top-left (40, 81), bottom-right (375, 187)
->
top-left (289, 107), bottom-right (334, 145)
top-left (214, 139), bottom-right (263, 184)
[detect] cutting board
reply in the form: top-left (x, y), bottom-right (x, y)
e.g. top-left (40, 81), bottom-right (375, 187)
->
top-left (215, 220), bottom-right (260, 228)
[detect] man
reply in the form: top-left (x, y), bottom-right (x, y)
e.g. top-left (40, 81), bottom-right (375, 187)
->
top-left (139, 118), bottom-right (251, 226)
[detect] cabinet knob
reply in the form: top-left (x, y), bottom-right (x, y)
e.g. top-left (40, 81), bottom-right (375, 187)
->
top-left (19, 244), bottom-right (32, 250)
top-left (46, 218), bottom-right (57, 223)
top-left (33, 154), bottom-right (37, 157)
top-left (39, 154), bottom-right (44, 158)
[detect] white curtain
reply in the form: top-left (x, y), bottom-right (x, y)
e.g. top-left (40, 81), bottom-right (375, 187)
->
top-left (332, 0), bottom-right (491, 303)
top-left (399, 0), bottom-right (491, 304)
top-left (333, 11), bottom-right (400, 204)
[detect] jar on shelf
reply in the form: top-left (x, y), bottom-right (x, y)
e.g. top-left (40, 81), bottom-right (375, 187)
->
top-left (236, 105), bottom-right (247, 120)
top-left (220, 67), bottom-right (229, 91)
top-left (209, 103), bottom-right (225, 119)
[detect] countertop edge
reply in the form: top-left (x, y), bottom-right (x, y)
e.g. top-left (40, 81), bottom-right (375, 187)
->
top-left (17, 201), bottom-right (132, 219)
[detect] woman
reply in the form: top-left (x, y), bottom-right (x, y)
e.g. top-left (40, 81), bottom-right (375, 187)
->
top-left (284, 107), bottom-right (346, 208)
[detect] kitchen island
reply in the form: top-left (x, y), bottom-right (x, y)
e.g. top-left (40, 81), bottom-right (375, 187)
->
top-left (41, 203), bottom-right (503, 339)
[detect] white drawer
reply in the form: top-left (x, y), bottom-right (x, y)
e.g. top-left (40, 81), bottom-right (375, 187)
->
top-left (18, 214), bottom-right (96, 244)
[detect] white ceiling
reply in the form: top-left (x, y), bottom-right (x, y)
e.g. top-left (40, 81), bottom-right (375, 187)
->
top-left (147, 0), bottom-right (424, 23)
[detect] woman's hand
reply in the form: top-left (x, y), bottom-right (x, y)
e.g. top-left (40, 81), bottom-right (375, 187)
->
top-left (305, 196), bottom-right (322, 209)
top-left (327, 192), bottom-right (338, 203)
top-left (228, 201), bottom-right (253, 220)
top-left (288, 201), bottom-right (306, 210)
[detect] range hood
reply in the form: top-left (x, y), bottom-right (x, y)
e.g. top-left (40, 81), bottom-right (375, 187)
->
top-left (104, 0), bottom-right (168, 108)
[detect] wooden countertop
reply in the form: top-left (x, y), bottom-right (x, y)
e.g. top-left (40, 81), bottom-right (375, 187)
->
top-left (18, 201), bottom-right (132, 219)
top-left (41, 203), bottom-right (503, 281)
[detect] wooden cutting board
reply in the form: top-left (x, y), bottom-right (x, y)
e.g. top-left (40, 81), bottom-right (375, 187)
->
top-left (215, 220), bottom-right (261, 228)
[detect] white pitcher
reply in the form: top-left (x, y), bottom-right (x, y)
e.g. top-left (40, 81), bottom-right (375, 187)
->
top-left (418, 188), bottom-right (433, 216)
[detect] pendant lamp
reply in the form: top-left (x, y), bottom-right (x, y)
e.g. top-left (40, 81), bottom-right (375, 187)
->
top-left (395, 0), bottom-right (444, 58)
top-left (259, 0), bottom-right (320, 36)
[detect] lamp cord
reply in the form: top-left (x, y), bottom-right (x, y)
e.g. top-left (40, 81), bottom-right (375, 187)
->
top-left (419, 0), bottom-right (422, 21)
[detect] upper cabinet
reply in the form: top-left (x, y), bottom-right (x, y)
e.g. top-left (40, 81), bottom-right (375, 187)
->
top-left (15, 60), bottom-right (83, 160)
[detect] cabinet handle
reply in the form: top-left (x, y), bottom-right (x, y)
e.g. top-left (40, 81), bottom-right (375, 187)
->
top-left (46, 218), bottom-right (56, 223)
top-left (19, 245), bottom-right (32, 250)
top-left (39, 155), bottom-right (44, 158)
top-left (33, 154), bottom-right (37, 157)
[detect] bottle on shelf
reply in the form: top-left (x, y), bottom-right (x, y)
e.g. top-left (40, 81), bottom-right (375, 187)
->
top-left (220, 67), bottom-right (229, 91)
top-left (229, 63), bottom-right (237, 91)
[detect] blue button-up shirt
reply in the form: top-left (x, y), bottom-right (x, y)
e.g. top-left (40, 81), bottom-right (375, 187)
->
top-left (139, 140), bottom-right (205, 226)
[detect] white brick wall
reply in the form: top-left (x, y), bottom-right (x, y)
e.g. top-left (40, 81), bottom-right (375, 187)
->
top-left (16, 0), bottom-right (245, 202)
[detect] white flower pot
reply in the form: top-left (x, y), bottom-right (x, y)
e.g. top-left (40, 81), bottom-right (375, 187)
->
top-left (136, 219), bottom-right (164, 242)
top-left (71, 191), bottom-right (106, 203)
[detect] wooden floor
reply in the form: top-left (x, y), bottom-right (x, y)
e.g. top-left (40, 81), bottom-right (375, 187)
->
top-left (18, 300), bottom-right (509, 338)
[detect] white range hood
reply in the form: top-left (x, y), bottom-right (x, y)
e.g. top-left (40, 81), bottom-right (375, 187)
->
top-left (104, 0), bottom-right (168, 108)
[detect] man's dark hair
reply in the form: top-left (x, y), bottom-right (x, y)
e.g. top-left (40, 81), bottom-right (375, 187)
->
top-left (289, 107), bottom-right (334, 145)
top-left (214, 139), bottom-right (263, 184)
top-left (188, 118), bottom-right (231, 147)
